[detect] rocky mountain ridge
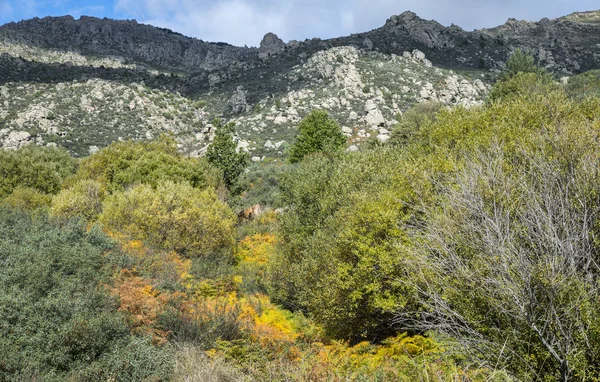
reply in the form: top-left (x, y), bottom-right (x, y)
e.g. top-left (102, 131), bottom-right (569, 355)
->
top-left (0, 10), bottom-right (599, 156)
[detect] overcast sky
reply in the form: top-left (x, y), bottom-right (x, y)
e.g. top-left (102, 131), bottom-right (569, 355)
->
top-left (0, 0), bottom-right (598, 46)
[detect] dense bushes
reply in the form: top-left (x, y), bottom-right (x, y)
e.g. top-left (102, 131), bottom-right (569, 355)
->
top-left (101, 182), bottom-right (235, 258)
top-left (0, 145), bottom-right (77, 198)
top-left (0, 208), bottom-right (173, 381)
top-left (69, 134), bottom-right (222, 193)
top-left (270, 149), bottom-right (418, 341)
top-left (268, 70), bottom-right (600, 379)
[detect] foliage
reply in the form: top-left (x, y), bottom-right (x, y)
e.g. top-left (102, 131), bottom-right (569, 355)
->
top-left (395, 85), bottom-right (600, 381)
top-left (499, 48), bottom-right (552, 82)
top-left (100, 181), bottom-right (236, 258)
top-left (288, 110), bottom-right (346, 163)
top-left (206, 119), bottom-right (249, 192)
top-left (566, 69), bottom-right (600, 99)
top-left (0, 186), bottom-right (51, 211)
top-left (0, 208), bottom-right (172, 381)
top-left (72, 134), bottom-right (223, 194)
top-left (390, 101), bottom-right (443, 146)
top-left (50, 179), bottom-right (105, 221)
top-left (270, 149), bottom-right (418, 341)
top-left (0, 145), bottom-right (77, 199)
top-left (489, 49), bottom-right (555, 102)
top-left (234, 161), bottom-right (288, 210)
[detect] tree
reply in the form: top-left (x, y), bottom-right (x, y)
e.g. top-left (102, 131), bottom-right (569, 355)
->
top-left (489, 49), bottom-right (554, 102)
top-left (206, 119), bottom-right (249, 191)
top-left (269, 149), bottom-right (415, 341)
top-left (288, 110), bottom-right (346, 163)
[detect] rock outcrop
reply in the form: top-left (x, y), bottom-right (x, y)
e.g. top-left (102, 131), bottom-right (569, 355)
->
top-left (259, 33), bottom-right (285, 59)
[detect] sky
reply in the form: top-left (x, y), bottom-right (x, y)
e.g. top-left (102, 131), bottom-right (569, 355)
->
top-left (0, 0), bottom-right (598, 47)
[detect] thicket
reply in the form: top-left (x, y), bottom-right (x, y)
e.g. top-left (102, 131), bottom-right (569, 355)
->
top-left (3, 50), bottom-right (600, 381)
top-left (269, 63), bottom-right (600, 380)
top-left (0, 208), bottom-right (172, 381)
top-left (0, 145), bottom-right (77, 198)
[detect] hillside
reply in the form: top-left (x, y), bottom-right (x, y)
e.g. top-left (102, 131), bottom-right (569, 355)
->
top-left (1, 11), bottom-right (599, 156)
top-left (3, 8), bottom-right (600, 382)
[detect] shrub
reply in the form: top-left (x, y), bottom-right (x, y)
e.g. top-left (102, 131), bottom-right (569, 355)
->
top-left (0, 145), bottom-right (77, 198)
top-left (100, 181), bottom-right (236, 258)
top-left (50, 180), bottom-right (105, 221)
top-left (390, 101), bottom-right (443, 146)
top-left (288, 110), bottom-right (346, 163)
top-left (72, 135), bottom-right (222, 194)
top-left (489, 49), bottom-right (555, 102)
top-left (269, 149), bottom-right (416, 341)
top-left (0, 186), bottom-right (52, 211)
top-left (0, 208), bottom-right (173, 380)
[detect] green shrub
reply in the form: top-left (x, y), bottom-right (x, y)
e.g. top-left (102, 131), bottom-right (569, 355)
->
top-left (50, 180), bottom-right (105, 221)
top-left (288, 110), bottom-right (346, 163)
top-left (0, 208), bottom-right (173, 380)
top-left (0, 145), bottom-right (77, 198)
top-left (566, 69), bottom-right (600, 99)
top-left (390, 101), bottom-right (443, 146)
top-left (72, 135), bottom-right (222, 194)
top-left (0, 187), bottom-right (52, 211)
top-left (100, 181), bottom-right (236, 258)
top-left (269, 149), bottom-right (417, 341)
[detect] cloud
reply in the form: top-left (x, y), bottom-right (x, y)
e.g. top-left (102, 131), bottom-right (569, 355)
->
top-left (111, 0), bottom-right (600, 46)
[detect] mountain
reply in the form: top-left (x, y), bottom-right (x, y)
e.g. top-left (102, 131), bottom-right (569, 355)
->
top-left (1, 11), bottom-right (599, 157)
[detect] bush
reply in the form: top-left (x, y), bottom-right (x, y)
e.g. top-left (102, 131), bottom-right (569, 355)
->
top-left (100, 181), bottom-right (236, 258)
top-left (0, 187), bottom-right (52, 211)
top-left (0, 208), bottom-right (173, 380)
top-left (0, 145), bottom-right (77, 198)
top-left (288, 110), bottom-right (346, 163)
top-left (269, 149), bottom-right (417, 341)
top-left (72, 135), bottom-right (223, 194)
top-left (394, 84), bottom-right (600, 381)
top-left (390, 101), bottom-right (443, 146)
top-left (489, 49), bottom-right (555, 102)
top-left (50, 180), bottom-right (105, 221)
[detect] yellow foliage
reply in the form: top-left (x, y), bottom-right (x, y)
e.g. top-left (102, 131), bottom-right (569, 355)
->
top-left (238, 233), bottom-right (275, 266)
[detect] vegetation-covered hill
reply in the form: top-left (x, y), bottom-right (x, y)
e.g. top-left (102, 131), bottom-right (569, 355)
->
top-left (2, 9), bottom-right (600, 382)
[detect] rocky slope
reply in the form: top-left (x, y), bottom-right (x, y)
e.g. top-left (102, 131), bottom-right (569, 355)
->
top-left (0, 10), bottom-right (599, 156)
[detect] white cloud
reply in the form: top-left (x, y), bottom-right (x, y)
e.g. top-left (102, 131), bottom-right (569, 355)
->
top-left (112, 0), bottom-right (600, 47)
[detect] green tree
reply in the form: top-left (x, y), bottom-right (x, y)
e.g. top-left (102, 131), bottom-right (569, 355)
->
top-left (288, 110), bottom-right (346, 163)
top-left (269, 149), bottom-right (417, 341)
top-left (206, 120), bottom-right (249, 191)
top-left (489, 49), bottom-right (554, 102)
